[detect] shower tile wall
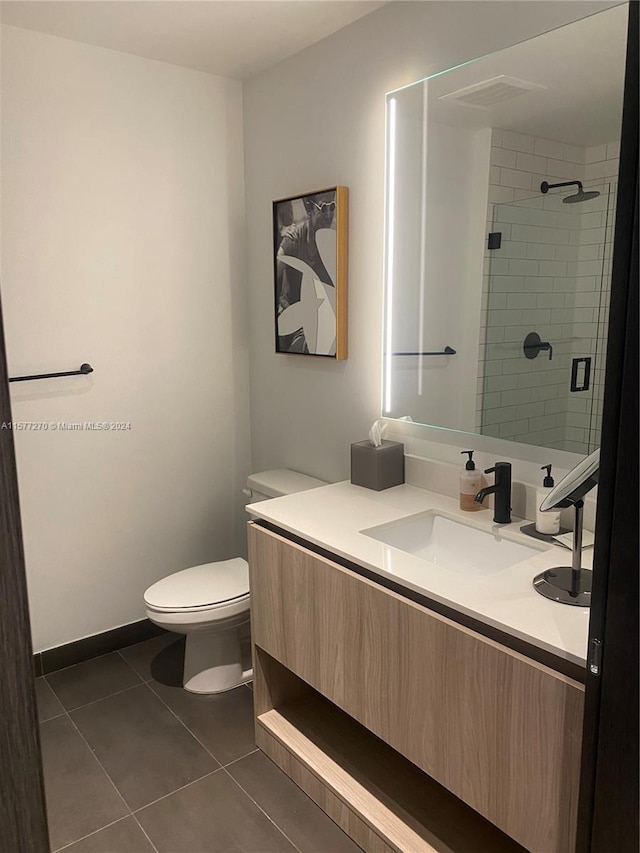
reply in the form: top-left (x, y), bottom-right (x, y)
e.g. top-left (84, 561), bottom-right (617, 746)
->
top-left (570, 143), bottom-right (619, 451)
top-left (476, 129), bottom-right (619, 455)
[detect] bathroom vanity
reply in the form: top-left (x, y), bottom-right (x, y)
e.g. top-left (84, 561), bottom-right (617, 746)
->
top-left (247, 482), bottom-right (589, 853)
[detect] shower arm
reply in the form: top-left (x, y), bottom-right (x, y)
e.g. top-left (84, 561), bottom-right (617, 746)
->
top-left (540, 180), bottom-right (584, 194)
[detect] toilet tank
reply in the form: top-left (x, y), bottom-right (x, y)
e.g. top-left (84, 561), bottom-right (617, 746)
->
top-left (245, 469), bottom-right (327, 504)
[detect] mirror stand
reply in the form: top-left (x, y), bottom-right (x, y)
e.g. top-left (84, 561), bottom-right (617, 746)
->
top-left (533, 499), bottom-right (591, 606)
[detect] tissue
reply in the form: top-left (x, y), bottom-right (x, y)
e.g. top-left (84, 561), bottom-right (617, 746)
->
top-left (368, 419), bottom-right (386, 447)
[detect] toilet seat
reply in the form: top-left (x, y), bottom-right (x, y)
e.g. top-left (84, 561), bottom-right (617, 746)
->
top-left (144, 558), bottom-right (249, 613)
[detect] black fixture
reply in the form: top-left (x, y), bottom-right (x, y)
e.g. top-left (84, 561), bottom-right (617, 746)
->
top-left (540, 179), bottom-right (601, 204)
top-left (474, 462), bottom-right (512, 524)
top-left (523, 331), bottom-right (553, 360)
top-left (570, 356), bottom-right (591, 392)
top-left (9, 363), bottom-right (93, 383)
top-left (393, 346), bottom-right (456, 356)
top-left (487, 232), bottom-right (502, 250)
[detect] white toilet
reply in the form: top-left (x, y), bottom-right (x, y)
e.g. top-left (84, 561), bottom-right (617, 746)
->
top-left (143, 469), bottom-right (326, 694)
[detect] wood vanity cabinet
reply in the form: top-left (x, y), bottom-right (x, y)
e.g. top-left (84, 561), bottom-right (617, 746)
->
top-left (248, 523), bottom-right (585, 853)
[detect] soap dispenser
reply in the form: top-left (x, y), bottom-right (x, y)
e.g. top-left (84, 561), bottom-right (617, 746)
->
top-left (536, 465), bottom-right (561, 534)
top-left (459, 451), bottom-right (483, 512)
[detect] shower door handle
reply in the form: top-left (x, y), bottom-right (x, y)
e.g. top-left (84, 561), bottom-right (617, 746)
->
top-left (571, 357), bottom-right (592, 392)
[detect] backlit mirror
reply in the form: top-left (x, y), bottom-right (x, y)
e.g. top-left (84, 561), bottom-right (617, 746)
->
top-left (383, 5), bottom-right (627, 456)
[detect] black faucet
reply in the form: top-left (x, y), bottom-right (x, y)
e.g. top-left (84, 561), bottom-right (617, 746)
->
top-left (474, 462), bottom-right (512, 524)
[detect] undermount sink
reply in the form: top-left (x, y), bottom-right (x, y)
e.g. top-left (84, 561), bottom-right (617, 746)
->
top-left (361, 511), bottom-right (545, 576)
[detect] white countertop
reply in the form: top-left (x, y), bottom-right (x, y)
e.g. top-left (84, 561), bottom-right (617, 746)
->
top-left (247, 481), bottom-right (590, 668)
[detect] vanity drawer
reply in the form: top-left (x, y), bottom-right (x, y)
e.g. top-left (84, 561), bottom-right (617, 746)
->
top-left (248, 523), bottom-right (584, 853)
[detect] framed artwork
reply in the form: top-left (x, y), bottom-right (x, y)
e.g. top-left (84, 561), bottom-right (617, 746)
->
top-left (272, 186), bottom-right (348, 359)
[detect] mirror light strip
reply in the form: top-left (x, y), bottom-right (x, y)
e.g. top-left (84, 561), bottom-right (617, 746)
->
top-left (383, 97), bottom-right (397, 414)
top-left (418, 81), bottom-right (428, 397)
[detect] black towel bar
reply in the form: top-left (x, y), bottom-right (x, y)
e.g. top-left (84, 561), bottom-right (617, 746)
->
top-left (9, 363), bottom-right (94, 383)
top-left (393, 346), bottom-right (456, 356)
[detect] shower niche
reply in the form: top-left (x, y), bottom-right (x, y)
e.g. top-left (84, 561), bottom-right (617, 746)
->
top-left (381, 4), bottom-right (627, 458)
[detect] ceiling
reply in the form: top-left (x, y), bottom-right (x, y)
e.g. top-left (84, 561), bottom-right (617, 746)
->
top-left (414, 4), bottom-right (628, 148)
top-left (0, 0), bottom-right (387, 80)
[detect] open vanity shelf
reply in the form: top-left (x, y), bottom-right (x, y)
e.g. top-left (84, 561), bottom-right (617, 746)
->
top-left (255, 652), bottom-right (525, 853)
top-left (248, 522), bottom-right (584, 853)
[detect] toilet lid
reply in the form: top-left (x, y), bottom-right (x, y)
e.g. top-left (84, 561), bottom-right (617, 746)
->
top-left (144, 558), bottom-right (249, 612)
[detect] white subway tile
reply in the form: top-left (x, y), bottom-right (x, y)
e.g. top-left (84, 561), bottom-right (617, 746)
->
top-left (502, 131), bottom-right (535, 153)
top-left (488, 185), bottom-right (516, 205)
top-left (530, 385), bottom-right (560, 402)
top-left (482, 392), bottom-right (503, 409)
top-left (488, 292), bottom-right (508, 309)
top-left (499, 240), bottom-right (529, 259)
top-left (515, 152), bottom-right (548, 173)
top-left (533, 137), bottom-right (565, 160)
top-left (524, 276), bottom-right (553, 293)
top-left (538, 293), bottom-right (565, 309)
top-left (585, 144), bottom-right (607, 164)
top-left (521, 308), bottom-right (551, 325)
top-left (527, 244), bottom-right (557, 260)
top-left (509, 259), bottom-right (539, 276)
top-left (578, 244), bottom-right (604, 261)
top-left (499, 419), bottom-right (532, 437)
top-left (491, 147), bottom-right (517, 168)
top-left (500, 388), bottom-right (534, 406)
top-left (513, 189), bottom-right (537, 201)
top-left (507, 293), bottom-right (537, 309)
top-left (538, 260), bottom-right (568, 277)
top-left (510, 223), bottom-right (542, 242)
top-left (562, 143), bottom-right (586, 165)
top-left (512, 403), bottom-right (544, 421)
top-left (483, 360), bottom-right (503, 377)
top-left (606, 141), bottom-right (620, 160)
top-left (490, 275), bottom-right (525, 292)
top-left (500, 168), bottom-right (534, 190)
top-left (544, 399), bottom-right (566, 415)
top-left (483, 406), bottom-right (518, 425)
top-left (554, 245), bottom-right (578, 261)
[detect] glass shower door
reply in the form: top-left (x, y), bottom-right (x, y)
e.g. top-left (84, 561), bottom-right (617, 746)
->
top-left (479, 181), bottom-right (613, 454)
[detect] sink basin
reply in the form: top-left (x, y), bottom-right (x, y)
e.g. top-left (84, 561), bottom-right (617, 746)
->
top-left (361, 511), bottom-right (544, 576)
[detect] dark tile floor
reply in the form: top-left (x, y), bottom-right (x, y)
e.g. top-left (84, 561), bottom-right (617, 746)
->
top-left (37, 634), bottom-right (361, 853)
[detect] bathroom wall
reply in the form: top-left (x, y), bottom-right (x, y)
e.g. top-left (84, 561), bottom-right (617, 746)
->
top-left (243, 0), bottom-right (614, 484)
top-left (1, 26), bottom-right (251, 651)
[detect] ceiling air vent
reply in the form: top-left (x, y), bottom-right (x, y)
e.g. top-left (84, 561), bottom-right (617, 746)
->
top-left (438, 75), bottom-right (547, 108)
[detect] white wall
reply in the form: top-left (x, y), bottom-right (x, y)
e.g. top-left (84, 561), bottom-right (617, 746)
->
top-left (1, 26), bottom-right (251, 651)
top-left (243, 0), bottom-right (614, 484)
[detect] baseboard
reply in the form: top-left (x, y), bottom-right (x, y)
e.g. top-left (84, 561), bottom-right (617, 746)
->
top-left (34, 619), bottom-right (166, 676)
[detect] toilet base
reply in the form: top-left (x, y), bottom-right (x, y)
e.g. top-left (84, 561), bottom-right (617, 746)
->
top-left (183, 627), bottom-right (252, 694)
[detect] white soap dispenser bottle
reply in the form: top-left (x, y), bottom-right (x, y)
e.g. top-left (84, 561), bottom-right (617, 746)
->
top-left (459, 451), bottom-right (483, 512)
top-left (536, 464), bottom-right (561, 534)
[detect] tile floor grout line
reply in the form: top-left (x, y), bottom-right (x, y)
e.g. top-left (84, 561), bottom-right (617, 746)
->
top-left (51, 815), bottom-right (133, 853)
top-left (129, 812), bottom-right (161, 853)
top-left (132, 768), bottom-right (221, 814)
top-left (64, 707), bottom-right (135, 823)
top-left (145, 681), bottom-right (226, 767)
top-left (221, 747), bottom-right (260, 770)
top-left (221, 765), bottom-right (305, 853)
top-left (54, 680), bottom-right (145, 715)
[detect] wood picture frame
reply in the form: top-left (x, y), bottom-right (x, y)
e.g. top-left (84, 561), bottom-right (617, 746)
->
top-left (272, 186), bottom-right (348, 359)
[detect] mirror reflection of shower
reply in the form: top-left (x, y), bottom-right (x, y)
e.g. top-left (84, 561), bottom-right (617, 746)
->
top-left (479, 162), bottom-right (616, 456)
top-left (540, 179), bottom-right (601, 204)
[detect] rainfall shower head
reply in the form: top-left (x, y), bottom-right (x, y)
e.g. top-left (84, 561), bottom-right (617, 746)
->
top-left (540, 180), bottom-right (601, 204)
